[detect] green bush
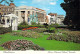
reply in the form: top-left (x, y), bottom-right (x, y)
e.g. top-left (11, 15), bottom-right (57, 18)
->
top-left (18, 25), bottom-right (29, 30)
top-left (18, 24), bottom-right (45, 30)
top-left (18, 22), bottom-right (46, 30)
top-left (49, 23), bottom-right (60, 27)
top-left (31, 22), bottom-right (37, 25)
top-left (37, 22), bottom-right (40, 25)
top-left (43, 23), bottom-right (48, 28)
top-left (19, 22), bottom-right (28, 25)
top-left (31, 28), bottom-right (47, 33)
top-left (18, 22), bottom-right (29, 30)
top-left (46, 26), bottom-right (57, 33)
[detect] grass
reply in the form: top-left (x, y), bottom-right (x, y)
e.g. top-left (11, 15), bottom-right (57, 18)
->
top-left (0, 30), bottom-right (80, 50)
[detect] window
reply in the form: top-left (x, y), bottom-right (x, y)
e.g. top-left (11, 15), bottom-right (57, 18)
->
top-left (3, 13), bottom-right (6, 15)
top-left (50, 18), bottom-right (53, 22)
top-left (28, 18), bottom-right (30, 22)
top-left (7, 19), bottom-right (10, 23)
top-left (28, 11), bottom-right (30, 14)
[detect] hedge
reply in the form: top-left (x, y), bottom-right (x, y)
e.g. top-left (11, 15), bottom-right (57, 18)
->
top-left (0, 27), bottom-right (12, 34)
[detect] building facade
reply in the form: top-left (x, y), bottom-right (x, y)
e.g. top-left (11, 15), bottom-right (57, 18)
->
top-left (46, 13), bottom-right (65, 25)
top-left (0, 3), bottom-right (15, 24)
top-left (0, 3), bottom-right (15, 15)
top-left (14, 6), bottom-right (46, 25)
top-left (56, 15), bottom-right (65, 25)
top-left (46, 13), bottom-right (57, 24)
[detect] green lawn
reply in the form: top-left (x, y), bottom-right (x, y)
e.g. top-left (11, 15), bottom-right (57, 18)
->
top-left (0, 30), bottom-right (80, 50)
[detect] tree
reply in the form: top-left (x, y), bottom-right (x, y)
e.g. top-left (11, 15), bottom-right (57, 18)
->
top-left (0, 0), bottom-right (14, 5)
top-left (61, 0), bottom-right (80, 29)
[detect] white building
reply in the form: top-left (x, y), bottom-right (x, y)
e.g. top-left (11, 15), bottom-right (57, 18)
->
top-left (0, 14), bottom-right (18, 31)
top-left (47, 15), bottom-right (56, 24)
top-left (14, 6), bottom-right (47, 25)
top-left (46, 13), bottom-right (57, 25)
top-left (46, 13), bottom-right (65, 25)
top-left (56, 15), bottom-right (65, 25)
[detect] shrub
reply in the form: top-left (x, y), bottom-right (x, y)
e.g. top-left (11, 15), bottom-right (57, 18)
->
top-left (47, 31), bottom-right (80, 43)
top-left (19, 22), bottom-right (28, 25)
top-left (18, 22), bottom-right (29, 30)
top-left (1, 40), bottom-right (44, 50)
top-left (49, 23), bottom-right (60, 27)
top-left (18, 22), bottom-right (45, 30)
top-left (37, 22), bottom-right (40, 25)
top-left (0, 27), bottom-right (12, 34)
top-left (31, 22), bottom-right (37, 25)
top-left (61, 31), bottom-right (80, 43)
top-left (31, 28), bottom-right (47, 33)
top-left (45, 26), bottom-right (56, 33)
top-left (43, 23), bottom-right (48, 28)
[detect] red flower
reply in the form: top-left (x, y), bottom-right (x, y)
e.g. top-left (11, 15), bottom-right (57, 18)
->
top-left (22, 27), bottom-right (38, 30)
top-left (22, 28), bottom-right (26, 31)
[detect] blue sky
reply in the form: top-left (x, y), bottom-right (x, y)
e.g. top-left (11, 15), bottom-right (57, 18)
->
top-left (1, 0), bottom-right (66, 15)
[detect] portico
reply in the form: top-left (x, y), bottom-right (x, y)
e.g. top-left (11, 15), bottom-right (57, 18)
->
top-left (1, 14), bottom-right (18, 31)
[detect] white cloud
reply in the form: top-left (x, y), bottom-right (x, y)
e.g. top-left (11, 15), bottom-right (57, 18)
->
top-left (20, 1), bottom-right (27, 3)
top-left (50, 2), bottom-right (56, 5)
top-left (32, 0), bottom-right (57, 5)
top-left (40, 7), bottom-right (50, 11)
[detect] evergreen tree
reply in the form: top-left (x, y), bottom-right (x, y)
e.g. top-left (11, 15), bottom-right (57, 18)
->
top-left (61, 0), bottom-right (80, 29)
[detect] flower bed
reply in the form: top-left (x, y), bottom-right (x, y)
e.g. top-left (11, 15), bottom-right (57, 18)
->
top-left (1, 40), bottom-right (44, 50)
top-left (22, 27), bottom-right (38, 31)
top-left (12, 31), bottom-right (42, 38)
top-left (31, 28), bottom-right (47, 33)
top-left (47, 31), bottom-right (80, 43)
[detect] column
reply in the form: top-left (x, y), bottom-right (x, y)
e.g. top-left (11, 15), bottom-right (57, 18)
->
top-left (15, 18), bottom-right (18, 31)
top-left (25, 11), bottom-right (28, 23)
top-left (5, 17), bottom-right (7, 27)
top-left (16, 18), bottom-right (18, 30)
top-left (9, 17), bottom-right (11, 26)
top-left (44, 13), bottom-right (46, 23)
top-left (18, 11), bottom-right (22, 23)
